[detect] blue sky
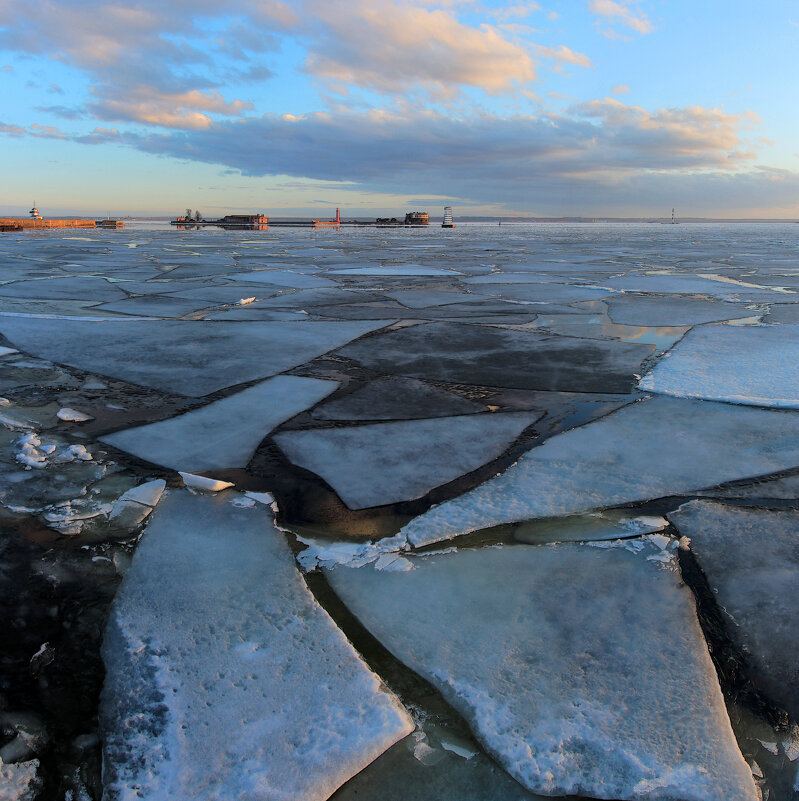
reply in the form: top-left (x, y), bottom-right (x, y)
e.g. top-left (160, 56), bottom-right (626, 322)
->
top-left (1, 0), bottom-right (797, 217)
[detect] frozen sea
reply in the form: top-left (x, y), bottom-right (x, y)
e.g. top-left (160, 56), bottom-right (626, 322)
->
top-left (1, 221), bottom-right (799, 801)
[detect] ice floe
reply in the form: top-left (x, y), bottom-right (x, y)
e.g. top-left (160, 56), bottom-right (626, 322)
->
top-left (400, 396), bottom-right (799, 548)
top-left (102, 375), bottom-right (338, 471)
top-left (311, 377), bottom-right (485, 421)
top-left (327, 541), bottom-right (758, 801)
top-left (274, 411), bottom-right (540, 509)
top-left (101, 491), bottom-right (412, 801)
top-left (669, 500), bottom-right (799, 718)
top-left (0, 317), bottom-right (389, 396)
top-left (337, 321), bottom-right (653, 393)
top-left (56, 407), bottom-right (94, 423)
top-left (639, 323), bottom-right (799, 408)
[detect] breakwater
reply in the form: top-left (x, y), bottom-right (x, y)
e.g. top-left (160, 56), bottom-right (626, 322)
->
top-left (0, 218), bottom-right (96, 230)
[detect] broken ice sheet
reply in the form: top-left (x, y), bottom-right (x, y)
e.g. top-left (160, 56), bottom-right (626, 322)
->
top-left (274, 411), bottom-right (540, 510)
top-left (312, 377), bottom-right (486, 421)
top-left (327, 541), bottom-right (758, 801)
top-left (669, 500), bottom-right (799, 719)
top-left (102, 375), bottom-right (338, 471)
top-left (639, 323), bottom-right (799, 408)
top-left (513, 509), bottom-right (668, 544)
top-left (605, 295), bottom-right (759, 327)
top-left (400, 396), bottom-right (799, 548)
top-left (101, 491), bottom-right (412, 801)
top-left (336, 321), bottom-right (653, 393)
top-left (0, 317), bottom-right (389, 396)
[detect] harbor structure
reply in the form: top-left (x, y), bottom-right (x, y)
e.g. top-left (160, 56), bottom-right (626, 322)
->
top-left (171, 213), bottom-right (267, 229)
top-left (313, 208), bottom-right (341, 228)
top-left (442, 206), bottom-right (455, 228)
top-left (404, 211), bottom-right (429, 226)
top-left (29, 202), bottom-right (41, 219)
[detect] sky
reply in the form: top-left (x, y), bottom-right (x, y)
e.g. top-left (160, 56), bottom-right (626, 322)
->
top-left (1, 0), bottom-right (798, 218)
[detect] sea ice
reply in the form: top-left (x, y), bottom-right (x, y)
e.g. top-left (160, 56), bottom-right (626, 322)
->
top-left (178, 472), bottom-right (234, 492)
top-left (639, 323), bottom-right (799, 407)
top-left (668, 500), bottom-right (799, 718)
top-left (102, 375), bottom-right (338, 471)
top-left (329, 264), bottom-right (461, 276)
top-left (327, 541), bottom-right (758, 801)
top-left (605, 296), bottom-right (757, 327)
top-left (0, 317), bottom-right (388, 396)
top-left (101, 491), bottom-right (412, 801)
top-left (274, 411), bottom-right (540, 509)
top-left (311, 377), bottom-right (485, 421)
top-left (56, 407), bottom-right (94, 423)
top-left (336, 322), bottom-right (653, 393)
top-left (468, 283), bottom-right (612, 304)
top-left (401, 396), bottom-right (799, 548)
top-left (513, 510), bottom-right (668, 544)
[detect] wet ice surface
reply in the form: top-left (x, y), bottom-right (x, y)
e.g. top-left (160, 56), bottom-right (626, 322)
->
top-left (669, 501), bottom-right (799, 719)
top-left (327, 542), bottom-right (759, 801)
top-left (102, 490), bottom-right (413, 801)
top-left (3, 222), bottom-right (799, 801)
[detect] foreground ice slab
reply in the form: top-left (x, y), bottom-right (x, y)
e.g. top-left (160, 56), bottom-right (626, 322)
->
top-left (401, 396), bottom-right (799, 547)
top-left (102, 376), bottom-right (338, 471)
top-left (327, 542), bottom-right (758, 801)
top-left (639, 324), bottom-right (799, 408)
top-left (274, 412), bottom-right (540, 509)
top-left (101, 491), bottom-right (412, 801)
top-left (669, 500), bottom-right (799, 718)
top-left (0, 317), bottom-right (388, 396)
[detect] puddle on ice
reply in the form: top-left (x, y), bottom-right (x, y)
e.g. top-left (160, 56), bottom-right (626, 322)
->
top-left (3, 223), bottom-right (799, 800)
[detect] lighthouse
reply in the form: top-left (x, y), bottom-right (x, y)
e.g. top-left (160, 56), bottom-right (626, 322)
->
top-left (29, 202), bottom-right (42, 219)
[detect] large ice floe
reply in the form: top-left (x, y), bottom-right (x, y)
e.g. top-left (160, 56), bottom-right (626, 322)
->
top-left (639, 323), bottom-right (799, 408)
top-left (336, 321), bottom-right (653, 393)
top-left (0, 317), bottom-right (389, 396)
top-left (327, 540), bottom-right (759, 801)
top-left (668, 500), bottom-right (799, 719)
top-left (274, 411), bottom-right (540, 509)
top-left (101, 375), bottom-right (338, 471)
top-left (101, 490), bottom-right (412, 801)
top-left (400, 396), bottom-right (799, 547)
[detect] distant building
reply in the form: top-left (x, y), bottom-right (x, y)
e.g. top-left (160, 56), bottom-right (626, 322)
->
top-left (29, 203), bottom-right (42, 219)
top-left (404, 211), bottom-right (429, 226)
top-left (442, 206), bottom-right (454, 228)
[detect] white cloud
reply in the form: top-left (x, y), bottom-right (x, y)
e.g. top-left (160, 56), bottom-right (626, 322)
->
top-left (588, 0), bottom-right (654, 35)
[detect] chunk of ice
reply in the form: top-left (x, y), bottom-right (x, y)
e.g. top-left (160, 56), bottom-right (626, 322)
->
top-left (102, 375), bottom-right (338, 471)
top-left (669, 500), bottom-right (799, 718)
top-left (56, 407), bottom-right (94, 423)
top-left (327, 542), bottom-right (758, 801)
top-left (101, 491), bottom-right (412, 801)
top-left (275, 412), bottom-right (540, 509)
top-left (639, 324), bottom-right (799, 408)
top-left (401, 396), bottom-right (799, 548)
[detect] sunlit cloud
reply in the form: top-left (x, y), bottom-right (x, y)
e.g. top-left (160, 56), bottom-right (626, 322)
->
top-left (588, 0), bottom-right (654, 35)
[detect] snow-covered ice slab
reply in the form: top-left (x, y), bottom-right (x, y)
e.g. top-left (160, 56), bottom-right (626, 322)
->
top-left (639, 324), bottom-right (799, 407)
top-left (101, 491), bottom-right (412, 801)
top-left (327, 542), bottom-right (758, 801)
top-left (311, 377), bottom-right (485, 421)
top-left (0, 317), bottom-right (388, 396)
top-left (102, 376), bottom-right (338, 471)
top-left (669, 500), bottom-right (799, 718)
top-left (274, 412), bottom-right (540, 509)
top-left (401, 396), bottom-right (799, 548)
